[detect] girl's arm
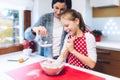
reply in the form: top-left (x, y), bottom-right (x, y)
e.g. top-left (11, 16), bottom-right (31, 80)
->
top-left (70, 50), bottom-right (96, 69)
top-left (56, 34), bottom-right (69, 63)
top-left (56, 49), bottom-right (68, 63)
top-left (67, 33), bottom-right (96, 69)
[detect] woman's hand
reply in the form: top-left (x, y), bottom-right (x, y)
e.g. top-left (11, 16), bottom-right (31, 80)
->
top-left (32, 26), bottom-right (48, 37)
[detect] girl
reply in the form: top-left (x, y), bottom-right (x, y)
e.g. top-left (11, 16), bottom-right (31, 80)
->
top-left (57, 9), bottom-right (97, 69)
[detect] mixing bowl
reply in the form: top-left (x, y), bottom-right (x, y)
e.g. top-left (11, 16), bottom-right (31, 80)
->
top-left (40, 60), bottom-right (65, 76)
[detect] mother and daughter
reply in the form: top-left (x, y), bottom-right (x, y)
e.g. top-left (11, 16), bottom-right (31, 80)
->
top-left (24, 0), bottom-right (96, 69)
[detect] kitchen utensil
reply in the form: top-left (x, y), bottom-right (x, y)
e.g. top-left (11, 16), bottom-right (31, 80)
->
top-left (40, 60), bottom-right (65, 76)
top-left (23, 48), bottom-right (32, 56)
top-left (8, 58), bottom-right (29, 63)
top-left (36, 33), bottom-right (52, 47)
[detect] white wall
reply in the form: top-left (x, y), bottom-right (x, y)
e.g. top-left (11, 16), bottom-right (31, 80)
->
top-left (31, 0), bottom-right (52, 25)
top-left (92, 17), bottom-right (120, 41)
top-left (0, 0), bottom-right (33, 10)
top-left (71, 0), bottom-right (92, 28)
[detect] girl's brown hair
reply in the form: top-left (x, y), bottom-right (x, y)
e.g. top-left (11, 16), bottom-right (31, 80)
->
top-left (61, 9), bottom-right (87, 32)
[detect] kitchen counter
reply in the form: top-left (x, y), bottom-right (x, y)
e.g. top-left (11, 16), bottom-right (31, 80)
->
top-left (0, 51), bottom-right (120, 80)
top-left (96, 40), bottom-right (120, 51)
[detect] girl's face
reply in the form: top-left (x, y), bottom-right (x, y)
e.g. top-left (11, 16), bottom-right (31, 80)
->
top-left (53, 2), bottom-right (67, 18)
top-left (61, 18), bottom-right (79, 36)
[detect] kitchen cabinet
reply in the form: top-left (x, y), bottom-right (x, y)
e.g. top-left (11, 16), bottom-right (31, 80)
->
top-left (94, 48), bottom-right (120, 78)
top-left (90, 0), bottom-right (119, 7)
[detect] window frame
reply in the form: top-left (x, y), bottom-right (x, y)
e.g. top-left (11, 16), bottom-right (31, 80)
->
top-left (0, 10), bottom-right (31, 55)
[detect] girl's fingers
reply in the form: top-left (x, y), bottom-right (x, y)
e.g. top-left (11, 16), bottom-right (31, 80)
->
top-left (67, 36), bottom-right (75, 43)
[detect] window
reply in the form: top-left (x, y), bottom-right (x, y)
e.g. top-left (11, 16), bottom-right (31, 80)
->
top-left (0, 0), bottom-right (32, 54)
top-left (0, 9), bottom-right (23, 47)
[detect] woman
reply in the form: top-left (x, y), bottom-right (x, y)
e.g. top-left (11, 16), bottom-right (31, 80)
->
top-left (25, 0), bottom-right (72, 59)
top-left (57, 9), bottom-right (97, 69)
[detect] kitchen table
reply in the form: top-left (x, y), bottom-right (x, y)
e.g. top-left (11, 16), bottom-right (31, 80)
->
top-left (0, 51), bottom-right (120, 80)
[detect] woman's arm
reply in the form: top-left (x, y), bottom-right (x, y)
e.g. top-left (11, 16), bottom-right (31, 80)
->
top-left (24, 27), bottom-right (36, 40)
top-left (24, 13), bottom-right (49, 40)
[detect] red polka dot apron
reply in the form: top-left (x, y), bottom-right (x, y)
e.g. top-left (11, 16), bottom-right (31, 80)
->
top-left (67, 33), bottom-right (90, 69)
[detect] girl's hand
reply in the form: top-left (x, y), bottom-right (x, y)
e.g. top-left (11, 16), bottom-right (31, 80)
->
top-left (66, 37), bottom-right (75, 53)
top-left (32, 26), bottom-right (48, 37)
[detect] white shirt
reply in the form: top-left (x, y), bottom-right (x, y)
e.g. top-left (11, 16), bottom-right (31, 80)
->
top-left (61, 33), bottom-right (97, 62)
top-left (52, 17), bottom-right (63, 57)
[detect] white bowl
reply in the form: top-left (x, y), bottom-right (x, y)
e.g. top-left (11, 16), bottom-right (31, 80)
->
top-left (40, 60), bottom-right (65, 76)
top-left (23, 48), bottom-right (32, 56)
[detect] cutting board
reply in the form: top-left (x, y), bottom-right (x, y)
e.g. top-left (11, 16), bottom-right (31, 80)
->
top-left (6, 62), bottom-right (105, 80)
